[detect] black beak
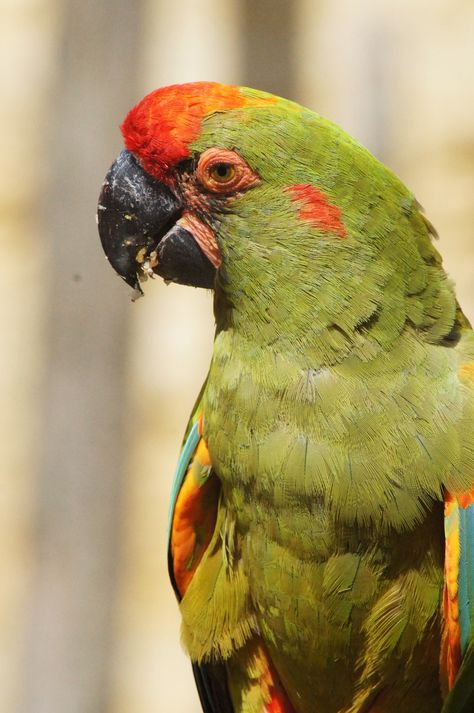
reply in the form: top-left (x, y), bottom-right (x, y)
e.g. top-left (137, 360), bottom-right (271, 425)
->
top-left (97, 149), bottom-right (215, 293)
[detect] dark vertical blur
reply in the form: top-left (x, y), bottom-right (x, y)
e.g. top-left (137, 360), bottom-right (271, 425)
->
top-left (242, 0), bottom-right (297, 97)
top-left (21, 2), bottom-right (142, 712)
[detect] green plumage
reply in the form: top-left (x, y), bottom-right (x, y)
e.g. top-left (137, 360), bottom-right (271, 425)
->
top-left (169, 89), bottom-right (474, 712)
top-left (96, 79), bottom-right (474, 711)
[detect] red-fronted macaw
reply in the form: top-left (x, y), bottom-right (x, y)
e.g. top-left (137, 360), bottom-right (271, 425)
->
top-left (97, 82), bottom-right (474, 713)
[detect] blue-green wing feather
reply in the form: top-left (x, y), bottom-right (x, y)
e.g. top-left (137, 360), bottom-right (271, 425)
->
top-left (458, 502), bottom-right (474, 654)
top-left (443, 500), bottom-right (474, 713)
top-left (166, 419), bottom-right (200, 547)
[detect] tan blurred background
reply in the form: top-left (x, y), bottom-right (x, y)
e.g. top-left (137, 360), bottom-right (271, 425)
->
top-left (1, 1), bottom-right (473, 712)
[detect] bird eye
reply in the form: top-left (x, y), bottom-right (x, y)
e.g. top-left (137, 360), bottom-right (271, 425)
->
top-left (196, 148), bottom-right (260, 194)
top-left (209, 163), bottom-right (236, 183)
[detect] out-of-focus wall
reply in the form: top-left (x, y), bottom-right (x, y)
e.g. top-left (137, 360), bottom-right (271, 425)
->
top-left (0, 2), bottom-right (57, 710)
top-left (1, 2), bottom-right (472, 713)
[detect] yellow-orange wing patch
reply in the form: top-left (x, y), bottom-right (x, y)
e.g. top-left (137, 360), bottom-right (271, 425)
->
top-left (169, 418), bottom-right (220, 597)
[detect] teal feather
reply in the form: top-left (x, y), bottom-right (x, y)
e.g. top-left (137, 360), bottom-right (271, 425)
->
top-left (459, 503), bottom-right (474, 654)
top-left (166, 420), bottom-right (200, 546)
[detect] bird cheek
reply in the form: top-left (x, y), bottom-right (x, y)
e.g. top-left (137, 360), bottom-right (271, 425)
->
top-left (177, 212), bottom-right (222, 269)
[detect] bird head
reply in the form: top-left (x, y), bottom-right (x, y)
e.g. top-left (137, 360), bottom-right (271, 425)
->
top-left (98, 82), bottom-right (457, 352)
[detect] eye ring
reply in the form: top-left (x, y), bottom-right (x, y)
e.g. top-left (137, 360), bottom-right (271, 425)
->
top-left (196, 148), bottom-right (260, 194)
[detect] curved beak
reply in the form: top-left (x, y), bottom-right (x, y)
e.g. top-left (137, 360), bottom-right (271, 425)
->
top-left (97, 150), bottom-right (216, 293)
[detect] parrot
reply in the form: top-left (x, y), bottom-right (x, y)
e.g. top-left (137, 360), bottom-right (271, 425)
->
top-left (97, 82), bottom-right (474, 713)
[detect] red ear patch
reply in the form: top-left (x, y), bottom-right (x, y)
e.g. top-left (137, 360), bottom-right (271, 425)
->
top-left (121, 82), bottom-right (275, 183)
top-left (286, 184), bottom-right (347, 237)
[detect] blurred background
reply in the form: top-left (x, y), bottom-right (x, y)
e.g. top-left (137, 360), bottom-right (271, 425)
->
top-left (1, 0), bottom-right (473, 711)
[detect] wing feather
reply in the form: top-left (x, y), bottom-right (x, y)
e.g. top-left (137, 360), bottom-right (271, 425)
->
top-left (443, 490), bottom-right (474, 712)
top-left (167, 414), bottom-right (234, 711)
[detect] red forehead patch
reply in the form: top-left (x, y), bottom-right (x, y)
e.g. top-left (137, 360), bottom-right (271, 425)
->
top-left (121, 81), bottom-right (275, 182)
